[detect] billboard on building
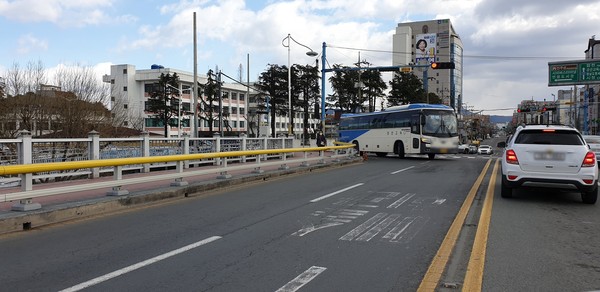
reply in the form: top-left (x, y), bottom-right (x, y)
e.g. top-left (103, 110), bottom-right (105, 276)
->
top-left (415, 33), bottom-right (436, 64)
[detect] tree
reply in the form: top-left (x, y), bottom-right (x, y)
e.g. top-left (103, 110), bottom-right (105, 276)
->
top-left (293, 63), bottom-right (320, 141)
top-left (360, 70), bottom-right (387, 112)
top-left (146, 72), bottom-right (181, 137)
top-left (255, 64), bottom-right (288, 137)
top-left (328, 64), bottom-right (365, 113)
top-left (387, 72), bottom-right (428, 106)
top-left (197, 69), bottom-right (222, 136)
top-left (3, 60), bottom-right (47, 97)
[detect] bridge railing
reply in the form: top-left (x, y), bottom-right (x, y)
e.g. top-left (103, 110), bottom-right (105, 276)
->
top-left (0, 131), bottom-right (356, 211)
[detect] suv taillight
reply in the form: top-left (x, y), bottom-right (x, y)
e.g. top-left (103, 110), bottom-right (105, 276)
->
top-left (506, 149), bottom-right (519, 164)
top-left (582, 151), bottom-right (596, 167)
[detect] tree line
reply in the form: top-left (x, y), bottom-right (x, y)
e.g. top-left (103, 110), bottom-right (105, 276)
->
top-left (0, 60), bottom-right (440, 138)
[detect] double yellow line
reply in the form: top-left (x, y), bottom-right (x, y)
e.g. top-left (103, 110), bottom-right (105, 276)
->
top-left (418, 158), bottom-right (500, 292)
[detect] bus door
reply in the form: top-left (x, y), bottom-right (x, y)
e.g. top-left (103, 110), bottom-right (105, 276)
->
top-left (411, 114), bottom-right (421, 149)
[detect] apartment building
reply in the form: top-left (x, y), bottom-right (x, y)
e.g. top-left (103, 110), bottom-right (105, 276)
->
top-left (392, 19), bottom-right (464, 111)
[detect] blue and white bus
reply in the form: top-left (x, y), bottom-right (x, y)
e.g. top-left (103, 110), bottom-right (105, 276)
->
top-left (338, 104), bottom-right (459, 159)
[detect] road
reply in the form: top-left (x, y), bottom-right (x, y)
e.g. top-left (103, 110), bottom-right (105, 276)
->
top-left (1, 144), bottom-right (599, 291)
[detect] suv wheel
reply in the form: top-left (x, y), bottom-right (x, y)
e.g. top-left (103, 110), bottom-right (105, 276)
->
top-left (581, 186), bottom-right (598, 204)
top-left (501, 175), bottom-right (513, 198)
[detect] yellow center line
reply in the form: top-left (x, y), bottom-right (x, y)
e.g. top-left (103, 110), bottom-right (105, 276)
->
top-left (417, 159), bottom-right (493, 292)
top-left (462, 158), bottom-right (499, 291)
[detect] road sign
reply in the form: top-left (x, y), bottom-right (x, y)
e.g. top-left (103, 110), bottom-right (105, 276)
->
top-left (580, 61), bottom-right (600, 82)
top-left (549, 64), bottom-right (578, 84)
top-left (548, 60), bottom-right (600, 86)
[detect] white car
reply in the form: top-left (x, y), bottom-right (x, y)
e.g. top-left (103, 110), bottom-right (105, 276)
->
top-left (582, 135), bottom-right (600, 167)
top-left (499, 125), bottom-right (598, 204)
top-left (477, 145), bottom-right (493, 155)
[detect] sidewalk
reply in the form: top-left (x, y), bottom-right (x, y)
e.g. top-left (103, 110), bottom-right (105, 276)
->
top-left (0, 151), bottom-right (361, 234)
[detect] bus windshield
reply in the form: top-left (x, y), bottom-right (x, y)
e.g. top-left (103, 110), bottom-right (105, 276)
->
top-left (422, 110), bottom-right (458, 137)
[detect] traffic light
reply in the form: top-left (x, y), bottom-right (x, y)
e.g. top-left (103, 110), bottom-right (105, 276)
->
top-left (430, 62), bottom-right (455, 69)
top-left (517, 108), bottom-right (531, 113)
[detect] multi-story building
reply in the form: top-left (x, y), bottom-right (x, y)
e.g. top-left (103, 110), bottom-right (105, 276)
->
top-left (103, 64), bottom-right (321, 138)
top-left (392, 19), bottom-right (464, 111)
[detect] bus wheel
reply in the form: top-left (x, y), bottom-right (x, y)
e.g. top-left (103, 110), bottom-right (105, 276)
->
top-left (395, 142), bottom-right (405, 158)
top-left (428, 153), bottom-right (436, 160)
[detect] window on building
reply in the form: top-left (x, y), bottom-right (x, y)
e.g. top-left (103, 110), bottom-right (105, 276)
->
top-left (123, 69), bottom-right (127, 74)
top-left (232, 92), bottom-right (238, 100)
top-left (111, 79), bottom-right (115, 84)
top-left (111, 96), bottom-right (115, 102)
top-left (239, 93), bottom-right (245, 101)
top-left (240, 121), bottom-right (245, 128)
top-left (239, 108), bottom-right (245, 115)
top-left (233, 121), bottom-right (237, 127)
top-left (123, 86), bottom-right (127, 91)
top-left (124, 104), bottom-right (128, 109)
top-left (232, 107), bottom-right (238, 114)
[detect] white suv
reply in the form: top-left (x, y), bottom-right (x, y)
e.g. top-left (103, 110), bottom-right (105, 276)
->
top-left (499, 125), bottom-right (598, 204)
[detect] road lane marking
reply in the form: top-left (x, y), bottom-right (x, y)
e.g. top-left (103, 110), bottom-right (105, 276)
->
top-left (356, 214), bottom-right (401, 242)
top-left (387, 193), bottom-right (416, 208)
top-left (59, 236), bottom-right (222, 292)
top-left (391, 166), bottom-right (415, 174)
top-left (276, 266), bottom-right (327, 292)
top-left (340, 213), bottom-right (387, 241)
top-left (462, 159), bottom-right (499, 291)
top-left (292, 222), bottom-right (344, 237)
top-left (417, 159), bottom-right (492, 292)
top-left (310, 183), bottom-right (364, 203)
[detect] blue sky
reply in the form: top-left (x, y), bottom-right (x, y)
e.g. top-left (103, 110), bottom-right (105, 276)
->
top-left (1, 0), bottom-right (599, 115)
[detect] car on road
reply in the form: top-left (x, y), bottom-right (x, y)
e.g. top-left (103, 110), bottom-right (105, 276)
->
top-left (458, 144), bottom-right (470, 153)
top-left (477, 145), bottom-right (493, 155)
top-left (498, 124), bottom-right (598, 204)
top-left (468, 144), bottom-right (478, 154)
top-left (582, 135), bottom-right (600, 167)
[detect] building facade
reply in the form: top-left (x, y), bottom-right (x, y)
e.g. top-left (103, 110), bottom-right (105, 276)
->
top-left (104, 64), bottom-right (320, 138)
top-left (392, 19), bottom-right (464, 111)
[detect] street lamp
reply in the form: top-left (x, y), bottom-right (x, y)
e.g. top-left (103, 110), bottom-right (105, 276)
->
top-left (166, 84), bottom-right (191, 138)
top-left (282, 33), bottom-right (318, 137)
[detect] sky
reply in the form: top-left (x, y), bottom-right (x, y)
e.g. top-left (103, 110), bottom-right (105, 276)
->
top-left (1, 0), bottom-right (599, 116)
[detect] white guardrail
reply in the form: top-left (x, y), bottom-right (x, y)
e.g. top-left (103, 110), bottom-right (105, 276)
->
top-left (0, 131), bottom-right (356, 211)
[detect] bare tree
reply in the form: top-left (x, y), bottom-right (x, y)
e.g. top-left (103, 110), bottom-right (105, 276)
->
top-left (53, 64), bottom-right (110, 104)
top-left (4, 60), bottom-right (47, 96)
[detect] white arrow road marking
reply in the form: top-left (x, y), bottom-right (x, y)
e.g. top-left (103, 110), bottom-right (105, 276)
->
top-left (292, 222), bottom-right (344, 237)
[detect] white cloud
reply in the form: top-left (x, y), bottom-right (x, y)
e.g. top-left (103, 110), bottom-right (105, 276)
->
top-left (17, 34), bottom-right (48, 55)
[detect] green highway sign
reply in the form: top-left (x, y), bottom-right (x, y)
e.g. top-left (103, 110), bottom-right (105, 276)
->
top-left (580, 61), bottom-right (600, 82)
top-left (548, 60), bottom-right (600, 86)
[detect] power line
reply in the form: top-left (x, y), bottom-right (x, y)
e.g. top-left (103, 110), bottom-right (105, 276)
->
top-left (327, 44), bottom-right (582, 61)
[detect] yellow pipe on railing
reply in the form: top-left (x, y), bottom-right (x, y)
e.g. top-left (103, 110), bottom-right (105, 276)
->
top-left (0, 145), bottom-right (354, 176)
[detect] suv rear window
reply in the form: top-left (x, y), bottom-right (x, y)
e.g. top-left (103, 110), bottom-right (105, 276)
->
top-left (514, 129), bottom-right (584, 145)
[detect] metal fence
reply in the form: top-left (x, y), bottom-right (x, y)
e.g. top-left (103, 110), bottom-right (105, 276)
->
top-left (0, 131), bottom-right (294, 188)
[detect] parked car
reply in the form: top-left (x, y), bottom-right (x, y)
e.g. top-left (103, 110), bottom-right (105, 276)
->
top-left (582, 135), bottom-right (600, 167)
top-left (477, 145), bottom-right (493, 155)
top-left (498, 124), bottom-right (598, 204)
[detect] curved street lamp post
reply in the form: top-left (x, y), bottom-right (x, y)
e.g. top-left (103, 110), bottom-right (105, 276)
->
top-left (282, 34), bottom-right (318, 137)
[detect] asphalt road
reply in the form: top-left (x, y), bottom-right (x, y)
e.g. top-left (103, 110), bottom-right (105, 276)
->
top-left (1, 144), bottom-right (599, 291)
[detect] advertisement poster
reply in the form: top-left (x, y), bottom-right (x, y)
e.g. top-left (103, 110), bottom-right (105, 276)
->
top-left (415, 33), bottom-right (436, 64)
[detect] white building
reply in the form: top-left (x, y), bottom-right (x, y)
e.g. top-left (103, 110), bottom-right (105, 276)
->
top-left (104, 64), bottom-right (319, 138)
top-left (392, 19), bottom-right (464, 111)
